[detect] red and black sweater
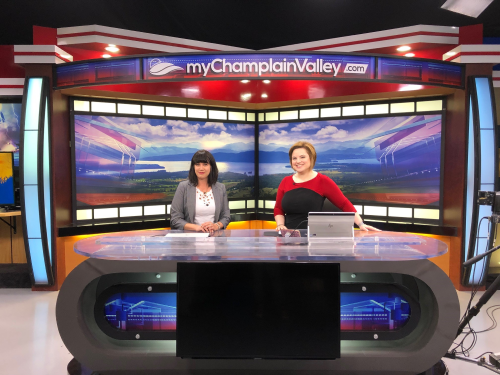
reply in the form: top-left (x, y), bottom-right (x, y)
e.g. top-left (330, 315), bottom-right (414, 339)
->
top-left (274, 173), bottom-right (356, 229)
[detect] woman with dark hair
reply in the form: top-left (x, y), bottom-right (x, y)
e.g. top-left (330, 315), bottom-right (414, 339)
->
top-left (170, 150), bottom-right (231, 232)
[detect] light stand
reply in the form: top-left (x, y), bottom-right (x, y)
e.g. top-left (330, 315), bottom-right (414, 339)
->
top-left (444, 191), bottom-right (500, 373)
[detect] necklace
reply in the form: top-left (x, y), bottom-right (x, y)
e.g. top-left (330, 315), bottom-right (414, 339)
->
top-left (196, 188), bottom-right (213, 207)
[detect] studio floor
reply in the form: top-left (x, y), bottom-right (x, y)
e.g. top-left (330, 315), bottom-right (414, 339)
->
top-left (0, 289), bottom-right (499, 375)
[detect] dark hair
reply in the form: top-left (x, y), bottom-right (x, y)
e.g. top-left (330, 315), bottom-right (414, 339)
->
top-left (188, 150), bottom-right (219, 186)
top-left (288, 141), bottom-right (317, 170)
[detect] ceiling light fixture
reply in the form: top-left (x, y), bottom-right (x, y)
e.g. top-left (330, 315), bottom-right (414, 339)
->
top-left (241, 80), bottom-right (249, 83)
top-left (405, 53), bottom-right (415, 57)
top-left (261, 93), bottom-right (268, 98)
top-left (102, 54), bottom-right (111, 58)
top-left (242, 93), bottom-right (251, 99)
top-left (263, 80), bottom-right (271, 84)
top-left (105, 45), bottom-right (120, 52)
top-left (441, 0), bottom-right (493, 18)
top-left (397, 46), bottom-right (411, 52)
top-left (445, 51), bottom-right (457, 56)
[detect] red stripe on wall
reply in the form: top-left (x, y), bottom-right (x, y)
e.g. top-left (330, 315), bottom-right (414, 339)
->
top-left (0, 85), bottom-right (24, 88)
top-left (57, 31), bottom-right (221, 52)
top-left (299, 31), bottom-right (458, 51)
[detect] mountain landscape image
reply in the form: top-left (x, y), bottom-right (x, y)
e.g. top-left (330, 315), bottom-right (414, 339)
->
top-left (74, 115), bottom-right (255, 206)
top-left (259, 115), bottom-right (442, 207)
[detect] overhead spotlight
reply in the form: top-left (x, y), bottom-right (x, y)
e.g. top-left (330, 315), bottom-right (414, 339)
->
top-left (445, 51), bottom-right (457, 56)
top-left (263, 80), bottom-right (271, 84)
top-left (102, 54), bottom-right (111, 58)
top-left (441, 0), bottom-right (493, 18)
top-left (241, 80), bottom-right (250, 83)
top-left (397, 46), bottom-right (411, 52)
top-left (399, 84), bottom-right (423, 91)
top-left (105, 45), bottom-right (120, 52)
top-left (261, 93), bottom-right (268, 98)
top-left (241, 93), bottom-right (251, 99)
top-left (405, 53), bottom-right (415, 57)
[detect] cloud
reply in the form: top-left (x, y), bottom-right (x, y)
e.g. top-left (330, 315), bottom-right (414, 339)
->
top-left (199, 130), bottom-right (233, 149)
top-left (236, 124), bottom-right (254, 130)
top-left (259, 129), bottom-right (289, 142)
top-left (315, 126), bottom-right (348, 139)
top-left (203, 122), bottom-right (227, 131)
top-left (265, 123), bottom-right (288, 130)
top-left (291, 122), bottom-right (320, 132)
top-left (126, 122), bottom-right (169, 138)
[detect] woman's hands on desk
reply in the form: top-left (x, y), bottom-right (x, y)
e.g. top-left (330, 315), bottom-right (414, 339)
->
top-left (358, 223), bottom-right (381, 232)
top-left (200, 222), bottom-right (221, 232)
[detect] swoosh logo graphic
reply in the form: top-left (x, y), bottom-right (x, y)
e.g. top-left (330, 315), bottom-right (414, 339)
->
top-left (149, 62), bottom-right (184, 76)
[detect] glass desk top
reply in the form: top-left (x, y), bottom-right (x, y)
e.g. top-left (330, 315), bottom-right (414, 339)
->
top-left (74, 229), bottom-right (447, 261)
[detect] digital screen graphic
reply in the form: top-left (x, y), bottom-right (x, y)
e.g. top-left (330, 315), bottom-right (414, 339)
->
top-left (73, 114), bottom-right (255, 206)
top-left (104, 292), bottom-right (177, 331)
top-left (143, 53), bottom-right (376, 81)
top-left (55, 54), bottom-right (463, 88)
top-left (378, 57), bottom-right (462, 87)
top-left (259, 114), bottom-right (442, 207)
top-left (0, 152), bottom-right (14, 205)
top-left (341, 292), bottom-right (411, 331)
top-left (56, 58), bottom-right (141, 88)
top-left (0, 102), bottom-right (21, 166)
top-left (103, 291), bottom-right (411, 333)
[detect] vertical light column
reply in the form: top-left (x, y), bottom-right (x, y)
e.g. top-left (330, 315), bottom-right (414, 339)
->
top-left (463, 77), bottom-right (498, 286)
top-left (20, 77), bottom-right (54, 286)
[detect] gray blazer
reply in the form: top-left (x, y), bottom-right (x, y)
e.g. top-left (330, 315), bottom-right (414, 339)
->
top-left (170, 180), bottom-right (231, 230)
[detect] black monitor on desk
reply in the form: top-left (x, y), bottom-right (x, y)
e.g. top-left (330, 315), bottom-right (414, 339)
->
top-left (176, 262), bottom-right (340, 359)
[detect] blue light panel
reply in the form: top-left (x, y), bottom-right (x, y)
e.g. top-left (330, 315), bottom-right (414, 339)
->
top-left (43, 100), bottom-right (52, 265)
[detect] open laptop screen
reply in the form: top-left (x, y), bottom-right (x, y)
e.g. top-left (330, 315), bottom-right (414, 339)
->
top-left (308, 212), bottom-right (355, 238)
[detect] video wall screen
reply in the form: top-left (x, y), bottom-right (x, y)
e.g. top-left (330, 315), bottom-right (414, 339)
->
top-left (73, 114), bottom-right (255, 207)
top-left (0, 102), bottom-right (21, 167)
top-left (259, 114), bottom-right (442, 208)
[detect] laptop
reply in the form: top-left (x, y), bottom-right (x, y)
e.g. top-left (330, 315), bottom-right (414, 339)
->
top-left (307, 212), bottom-right (355, 239)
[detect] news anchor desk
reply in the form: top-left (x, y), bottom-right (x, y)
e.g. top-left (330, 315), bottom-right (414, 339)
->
top-left (57, 230), bottom-right (459, 375)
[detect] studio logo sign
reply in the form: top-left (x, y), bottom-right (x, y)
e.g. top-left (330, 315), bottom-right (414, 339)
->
top-left (144, 54), bottom-right (375, 80)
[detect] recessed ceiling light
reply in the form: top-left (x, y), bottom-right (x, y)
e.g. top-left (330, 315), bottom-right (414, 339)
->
top-left (445, 51), bottom-right (457, 56)
top-left (105, 46), bottom-right (120, 52)
top-left (261, 93), bottom-right (268, 98)
top-left (102, 54), bottom-right (111, 58)
top-left (263, 80), bottom-right (271, 84)
top-left (405, 53), bottom-right (415, 57)
top-left (397, 46), bottom-right (411, 52)
top-left (242, 93), bottom-right (251, 99)
top-left (241, 80), bottom-right (249, 83)
top-left (399, 84), bottom-right (423, 91)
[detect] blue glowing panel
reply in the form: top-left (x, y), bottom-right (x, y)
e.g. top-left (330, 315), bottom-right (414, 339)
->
top-left (23, 130), bottom-right (38, 185)
top-left (341, 292), bottom-right (411, 331)
top-left (43, 100), bottom-right (52, 265)
top-left (104, 292), bottom-right (177, 331)
top-left (28, 238), bottom-right (48, 284)
top-left (464, 98), bottom-right (475, 262)
top-left (103, 291), bottom-right (411, 333)
top-left (25, 79), bottom-right (42, 130)
top-left (24, 185), bottom-right (41, 238)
